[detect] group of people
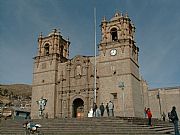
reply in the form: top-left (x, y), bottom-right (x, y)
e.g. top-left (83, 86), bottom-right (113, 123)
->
top-left (144, 106), bottom-right (179, 135)
top-left (23, 121), bottom-right (42, 134)
top-left (93, 101), bottom-right (114, 117)
top-left (92, 102), bottom-right (179, 135)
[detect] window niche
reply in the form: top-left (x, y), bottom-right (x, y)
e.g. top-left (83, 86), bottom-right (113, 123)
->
top-left (111, 93), bottom-right (117, 99)
top-left (75, 65), bottom-right (82, 79)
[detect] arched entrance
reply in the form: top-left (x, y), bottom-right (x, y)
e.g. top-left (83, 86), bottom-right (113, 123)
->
top-left (72, 98), bottom-right (84, 118)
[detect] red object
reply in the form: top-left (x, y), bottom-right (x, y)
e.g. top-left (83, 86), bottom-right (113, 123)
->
top-left (147, 110), bottom-right (152, 118)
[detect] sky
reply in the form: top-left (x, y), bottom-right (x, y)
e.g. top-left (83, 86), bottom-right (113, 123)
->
top-left (0, 0), bottom-right (180, 89)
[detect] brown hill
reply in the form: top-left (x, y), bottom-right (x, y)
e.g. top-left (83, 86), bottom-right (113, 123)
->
top-left (0, 84), bottom-right (32, 97)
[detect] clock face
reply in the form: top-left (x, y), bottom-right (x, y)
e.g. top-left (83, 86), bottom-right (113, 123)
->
top-left (110, 49), bottom-right (117, 56)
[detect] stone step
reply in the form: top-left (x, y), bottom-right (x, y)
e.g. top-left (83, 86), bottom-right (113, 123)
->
top-left (150, 126), bottom-right (180, 134)
top-left (0, 130), bottom-right (168, 135)
top-left (0, 128), bottom-right (168, 135)
top-left (0, 117), bottom-right (173, 135)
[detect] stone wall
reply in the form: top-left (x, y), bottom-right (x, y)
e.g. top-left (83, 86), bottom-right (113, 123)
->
top-left (148, 87), bottom-right (180, 119)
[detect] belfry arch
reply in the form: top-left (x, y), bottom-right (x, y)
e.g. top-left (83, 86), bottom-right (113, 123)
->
top-left (110, 28), bottom-right (118, 41)
top-left (44, 43), bottom-right (50, 55)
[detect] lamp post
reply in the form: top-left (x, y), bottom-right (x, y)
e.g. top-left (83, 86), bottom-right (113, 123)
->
top-left (157, 89), bottom-right (162, 118)
top-left (119, 82), bottom-right (125, 117)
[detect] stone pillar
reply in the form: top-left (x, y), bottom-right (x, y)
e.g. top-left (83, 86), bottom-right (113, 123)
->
top-left (58, 92), bottom-right (63, 118)
top-left (67, 94), bottom-right (70, 118)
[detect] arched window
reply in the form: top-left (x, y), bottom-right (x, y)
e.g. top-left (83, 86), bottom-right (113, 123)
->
top-left (44, 44), bottom-right (49, 55)
top-left (110, 28), bottom-right (118, 41)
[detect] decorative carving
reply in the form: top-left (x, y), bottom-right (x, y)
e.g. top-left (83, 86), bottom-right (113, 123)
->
top-left (102, 43), bottom-right (106, 56)
top-left (120, 45), bottom-right (125, 53)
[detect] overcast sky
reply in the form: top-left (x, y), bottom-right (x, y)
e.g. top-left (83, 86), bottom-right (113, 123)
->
top-left (0, 0), bottom-right (180, 89)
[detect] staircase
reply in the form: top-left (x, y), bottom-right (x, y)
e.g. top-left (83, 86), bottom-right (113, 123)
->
top-left (0, 117), bottom-right (178, 135)
top-left (122, 117), bottom-right (179, 135)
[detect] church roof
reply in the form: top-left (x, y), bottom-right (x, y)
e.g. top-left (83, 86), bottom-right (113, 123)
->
top-left (71, 55), bottom-right (94, 60)
top-left (149, 86), bottom-right (180, 91)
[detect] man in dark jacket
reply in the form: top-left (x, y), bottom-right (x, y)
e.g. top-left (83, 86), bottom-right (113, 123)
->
top-left (106, 103), bottom-right (109, 116)
top-left (171, 106), bottom-right (179, 135)
top-left (93, 102), bottom-right (97, 117)
top-left (99, 103), bottom-right (105, 117)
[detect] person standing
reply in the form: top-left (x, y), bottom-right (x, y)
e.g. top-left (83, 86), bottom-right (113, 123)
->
top-left (171, 106), bottom-right (179, 135)
top-left (146, 108), bottom-right (152, 126)
top-left (96, 107), bottom-right (101, 117)
top-left (108, 101), bottom-right (114, 117)
top-left (144, 107), bottom-right (147, 118)
top-left (93, 102), bottom-right (97, 117)
top-left (106, 103), bottom-right (109, 117)
top-left (100, 103), bottom-right (105, 117)
top-left (162, 112), bottom-right (166, 121)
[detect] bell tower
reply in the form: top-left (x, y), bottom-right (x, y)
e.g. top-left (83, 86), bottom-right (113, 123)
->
top-left (99, 12), bottom-right (137, 59)
top-left (37, 29), bottom-right (69, 61)
top-left (31, 29), bottom-right (70, 119)
top-left (98, 12), bottom-right (143, 117)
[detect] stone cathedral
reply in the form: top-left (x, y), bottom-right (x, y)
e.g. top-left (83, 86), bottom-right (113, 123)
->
top-left (31, 12), bottom-right (144, 119)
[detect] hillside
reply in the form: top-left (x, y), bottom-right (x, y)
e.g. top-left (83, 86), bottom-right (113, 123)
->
top-left (0, 84), bottom-right (32, 97)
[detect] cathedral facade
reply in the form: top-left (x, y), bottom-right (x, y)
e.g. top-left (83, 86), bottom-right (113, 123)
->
top-left (31, 12), bottom-right (144, 119)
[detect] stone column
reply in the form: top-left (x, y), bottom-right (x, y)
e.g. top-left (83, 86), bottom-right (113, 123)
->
top-left (58, 91), bottom-right (63, 118)
top-left (67, 94), bottom-right (70, 118)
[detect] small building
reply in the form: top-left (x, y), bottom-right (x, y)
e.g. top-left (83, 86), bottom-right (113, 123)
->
top-left (1, 107), bottom-right (13, 119)
top-left (12, 106), bottom-right (30, 119)
top-left (1, 106), bottom-right (30, 120)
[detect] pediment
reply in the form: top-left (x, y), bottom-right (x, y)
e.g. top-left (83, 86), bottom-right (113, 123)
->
top-left (71, 55), bottom-right (87, 64)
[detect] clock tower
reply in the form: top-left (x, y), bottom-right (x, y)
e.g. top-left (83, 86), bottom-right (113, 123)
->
top-left (98, 12), bottom-right (143, 117)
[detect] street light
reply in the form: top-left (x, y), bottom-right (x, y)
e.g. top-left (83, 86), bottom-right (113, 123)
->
top-left (157, 89), bottom-right (162, 118)
top-left (119, 82), bottom-right (125, 117)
